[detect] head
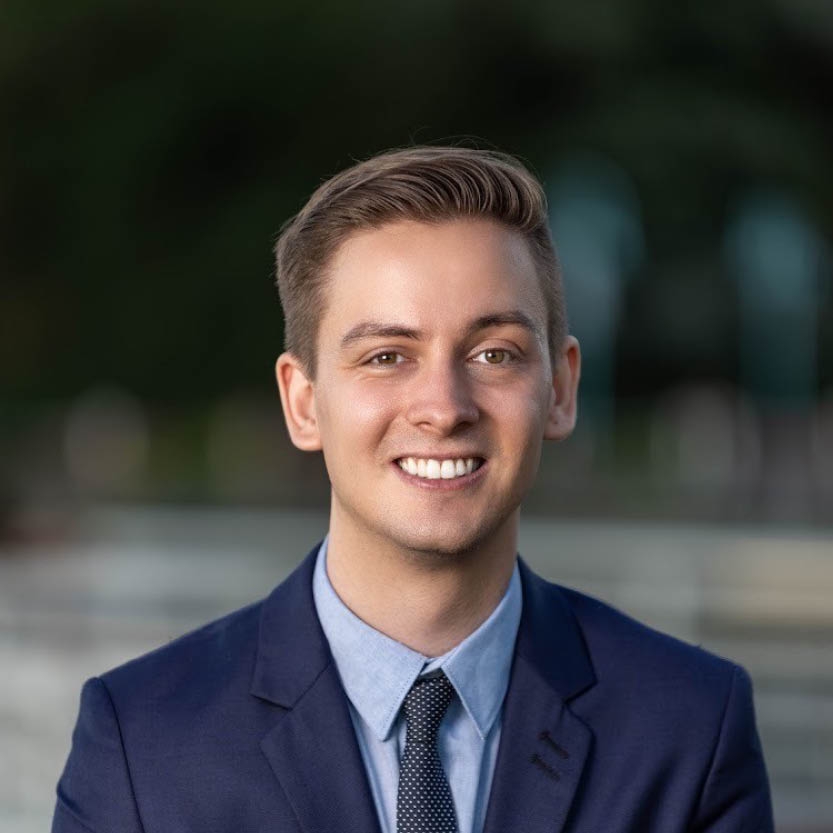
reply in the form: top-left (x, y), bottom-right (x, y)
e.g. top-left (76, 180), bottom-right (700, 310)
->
top-left (274, 146), bottom-right (566, 378)
top-left (273, 146), bottom-right (580, 563)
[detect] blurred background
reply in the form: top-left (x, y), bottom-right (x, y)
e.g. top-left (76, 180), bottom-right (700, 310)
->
top-left (1, 0), bottom-right (832, 830)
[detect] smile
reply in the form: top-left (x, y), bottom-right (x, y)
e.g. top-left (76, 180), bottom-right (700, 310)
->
top-left (396, 457), bottom-right (484, 480)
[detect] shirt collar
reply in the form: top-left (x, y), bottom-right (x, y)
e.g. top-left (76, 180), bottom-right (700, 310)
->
top-left (313, 536), bottom-right (522, 742)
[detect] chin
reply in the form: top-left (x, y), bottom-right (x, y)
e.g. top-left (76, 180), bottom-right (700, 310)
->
top-left (387, 515), bottom-right (509, 561)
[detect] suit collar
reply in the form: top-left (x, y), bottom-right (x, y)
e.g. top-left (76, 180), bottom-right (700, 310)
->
top-left (250, 544), bottom-right (330, 708)
top-left (515, 557), bottom-right (596, 701)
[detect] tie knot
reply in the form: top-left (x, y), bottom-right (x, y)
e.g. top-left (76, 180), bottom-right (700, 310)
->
top-left (401, 672), bottom-right (455, 744)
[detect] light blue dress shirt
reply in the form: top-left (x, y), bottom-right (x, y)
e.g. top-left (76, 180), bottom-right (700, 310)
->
top-left (312, 537), bottom-right (522, 833)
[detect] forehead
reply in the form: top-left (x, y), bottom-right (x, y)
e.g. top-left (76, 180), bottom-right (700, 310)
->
top-left (319, 218), bottom-right (546, 341)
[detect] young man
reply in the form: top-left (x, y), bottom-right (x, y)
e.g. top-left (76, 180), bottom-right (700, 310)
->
top-left (53, 147), bottom-right (774, 833)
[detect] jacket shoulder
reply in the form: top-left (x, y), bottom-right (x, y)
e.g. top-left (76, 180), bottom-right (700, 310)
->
top-left (554, 582), bottom-right (744, 721)
top-left (100, 599), bottom-right (265, 712)
top-left (563, 583), bottom-right (736, 673)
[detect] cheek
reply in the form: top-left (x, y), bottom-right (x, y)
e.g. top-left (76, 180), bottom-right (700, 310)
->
top-left (483, 379), bottom-right (551, 437)
top-left (316, 378), bottom-right (399, 447)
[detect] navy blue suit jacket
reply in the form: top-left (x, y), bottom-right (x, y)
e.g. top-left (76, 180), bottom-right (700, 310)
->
top-left (53, 546), bottom-right (774, 832)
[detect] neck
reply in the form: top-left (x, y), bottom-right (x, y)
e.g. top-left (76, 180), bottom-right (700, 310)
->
top-left (325, 505), bottom-right (518, 657)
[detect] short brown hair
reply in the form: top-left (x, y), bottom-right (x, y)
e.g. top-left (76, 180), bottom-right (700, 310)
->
top-left (274, 145), bottom-right (565, 377)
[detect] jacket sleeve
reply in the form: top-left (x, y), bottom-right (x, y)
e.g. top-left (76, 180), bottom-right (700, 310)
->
top-left (52, 677), bottom-right (145, 833)
top-left (689, 665), bottom-right (775, 833)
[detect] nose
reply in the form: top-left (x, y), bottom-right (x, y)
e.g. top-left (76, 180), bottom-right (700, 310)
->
top-left (405, 360), bottom-right (479, 435)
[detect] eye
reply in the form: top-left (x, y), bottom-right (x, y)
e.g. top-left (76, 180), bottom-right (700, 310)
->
top-left (368, 351), bottom-right (403, 366)
top-left (474, 348), bottom-right (513, 365)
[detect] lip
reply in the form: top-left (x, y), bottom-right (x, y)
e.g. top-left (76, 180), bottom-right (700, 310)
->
top-left (391, 458), bottom-right (488, 490)
top-left (393, 453), bottom-right (485, 462)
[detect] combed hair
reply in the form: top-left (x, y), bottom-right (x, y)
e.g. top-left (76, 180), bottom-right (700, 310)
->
top-left (274, 145), bottom-right (565, 376)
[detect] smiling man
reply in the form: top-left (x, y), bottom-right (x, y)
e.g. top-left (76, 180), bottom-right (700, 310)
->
top-left (53, 147), bottom-right (774, 833)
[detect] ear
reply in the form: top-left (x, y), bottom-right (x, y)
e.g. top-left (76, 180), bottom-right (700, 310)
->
top-left (275, 353), bottom-right (322, 451)
top-left (544, 335), bottom-right (581, 441)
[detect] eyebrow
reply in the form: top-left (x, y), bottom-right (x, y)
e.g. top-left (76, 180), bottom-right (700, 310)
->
top-left (339, 310), bottom-right (541, 350)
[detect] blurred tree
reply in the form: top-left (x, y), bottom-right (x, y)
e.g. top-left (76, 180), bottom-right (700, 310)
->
top-left (1, 0), bottom-right (831, 497)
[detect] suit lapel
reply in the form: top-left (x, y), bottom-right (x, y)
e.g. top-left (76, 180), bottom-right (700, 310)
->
top-left (259, 663), bottom-right (381, 833)
top-left (482, 655), bottom-right (593, 833)
top-left (483, 561), bottom-right (596, 833)
top-left (251, 546), bottom-right (381, 833)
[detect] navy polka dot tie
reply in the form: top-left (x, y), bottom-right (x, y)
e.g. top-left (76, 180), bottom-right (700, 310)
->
top-left (397, 672), bottom-right (459, 833)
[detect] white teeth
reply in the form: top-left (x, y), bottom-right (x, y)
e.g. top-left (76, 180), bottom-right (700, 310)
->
top-left (398, 457), bottom-right (481, 480)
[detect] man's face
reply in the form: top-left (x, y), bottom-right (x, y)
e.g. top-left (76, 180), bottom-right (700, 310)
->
top-left (277, 218), bottom-right (578, 559)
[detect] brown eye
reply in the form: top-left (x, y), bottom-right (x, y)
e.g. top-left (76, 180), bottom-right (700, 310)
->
top-left (483, 349), bottom-right (507, 364)
top-left (372, 352), bottom-right (400, 365)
